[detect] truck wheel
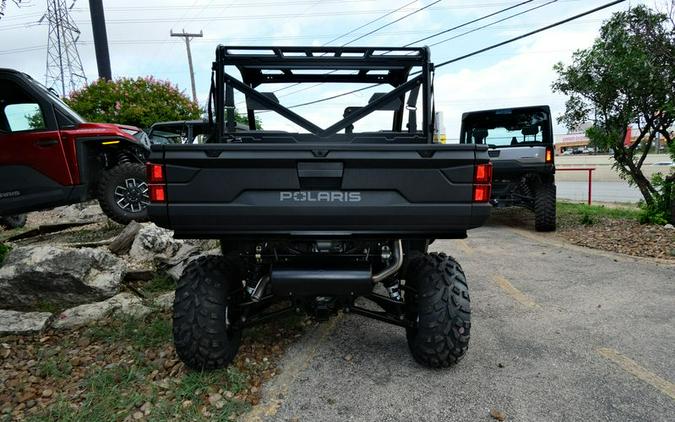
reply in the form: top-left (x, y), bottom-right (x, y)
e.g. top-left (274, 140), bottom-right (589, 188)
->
top-left (98, 162), bottom-right (150, 224)
top-left (0, 214), bottom-right (27, 229)
top-left (534, 182), bottom-right (556, 232)
top-left (173, 255), bottom-right (242, 370)
top-left (404, 253), bottom-right (471, 368)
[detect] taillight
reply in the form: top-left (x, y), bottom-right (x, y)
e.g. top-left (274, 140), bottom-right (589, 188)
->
top-left (149, 185), bottom-right (166, 202)
top-left (146, 162), bottom-right (166, 203)
top-left (147, 163), bottom-right (164, 183)
top-left (545, 147), bottom-right (554, 164)
top-left (474, 163), bottom-right (492, 184)
top-left (473, 162), bottom-right (492, 203)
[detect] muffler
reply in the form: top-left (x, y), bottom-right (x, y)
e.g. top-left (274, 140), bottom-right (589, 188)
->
top-left (271, 264), bottom-right (372, 297)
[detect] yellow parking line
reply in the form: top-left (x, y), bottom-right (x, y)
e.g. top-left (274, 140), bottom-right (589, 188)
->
top-left (493, 275), bottom-right (540, 308)
top-left (456, 239), bottom-right (474, 255)
top-left (597, 348), bottom-right (675, 401)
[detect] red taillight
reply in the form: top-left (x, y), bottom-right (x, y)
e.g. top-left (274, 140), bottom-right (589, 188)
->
top-left (147, 163), bottom-right (164, 183)
top-left (473, 162), bottom-right (492, 203)
top-left (146, 163), bottom-right (166, 203)
top-left (149, 185), bottom-right (166, 202)
top-left (545, 147), bottom-right (553, 164)
top-left (473, 185), bottom-right (491, 202)
top-left (474, 163), bottom-right (492, 184)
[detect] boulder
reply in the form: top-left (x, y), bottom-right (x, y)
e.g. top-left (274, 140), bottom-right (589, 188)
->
top-left (128, 223), bottom-right (203, 276)
top-left (129, 223), bottom-right (184, 262)
top-left (54, 203), bottom-right (105, 223)
top-left (52, 292), bottom-right (152, 329)
top-left (0, 310), bottom-right (52, 334)
top-left (0, 245), bottom-right (126, 309)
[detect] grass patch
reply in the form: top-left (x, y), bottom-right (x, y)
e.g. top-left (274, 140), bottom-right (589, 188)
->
top-left (143, 274), bottom-right (176, 294)
top-left (27, 361), bottom-right (249, 422)
top-left (557, 202), bottom-right (641, 225)
top-left (84, 314), bottom-right (172, 349)
top-left (0, 242), bottom-right (10, 266)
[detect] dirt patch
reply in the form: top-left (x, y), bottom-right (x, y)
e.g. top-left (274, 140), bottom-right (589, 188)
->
top-left (489, 206), bottom-right (675, 261)
top-left (0, 312), bottom-right (306, 421)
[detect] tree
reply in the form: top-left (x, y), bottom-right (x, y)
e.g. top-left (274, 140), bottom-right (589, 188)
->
top-left (66, 77), bottom-right (202, 129)
top-left (0, 0), bottom-right (23, 20)
top-left (552, 5), bottom-right (675, 220)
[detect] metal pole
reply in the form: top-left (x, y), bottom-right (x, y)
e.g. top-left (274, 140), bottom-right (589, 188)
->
top-left (53, 0), bottom-right (66, 96)
top-left (89, 0), bottom-right (112, 80)
top-left (171, 29), bottom-right (203, 103)
top-left (588, 169), bottom-right (593, 206)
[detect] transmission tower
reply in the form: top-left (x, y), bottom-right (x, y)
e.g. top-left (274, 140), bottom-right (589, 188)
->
top-left (39, 0), bottom-right (87, 96)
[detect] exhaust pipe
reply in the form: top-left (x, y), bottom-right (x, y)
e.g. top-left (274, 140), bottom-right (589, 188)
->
top-left (372, 239), bottom-right (403, 283)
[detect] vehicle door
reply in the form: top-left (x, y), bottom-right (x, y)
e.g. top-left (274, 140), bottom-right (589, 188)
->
top-left (0, 74), bottom-right (74, 216)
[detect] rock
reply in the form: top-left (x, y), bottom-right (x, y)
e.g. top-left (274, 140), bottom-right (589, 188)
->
top-left (0, 246), bottom-right (126, 309)
top-left (129, 223), bottom-right (183, 263)
top-left (107, 221), bottom-right (142, 255)
top-left (0, 310), bottom-right (52, 334)
top-left (166, 249), bottom-right (221, 281)
top-left (490, 408), bottom-right (506, 421)
top-left (132, 411), bottom-right (144, 420)
top-left (41, 389), bottom-right (53, 398)
top-left (52, 293), bottom-right (151, 329)
top-left (208, 393), bottom-right (222, 405)
top-left (343, 354), bottom-right (352, 362)
top-left (54, 204), bottom-right (104, 223)
top-left (664, 223), bottom-right (674, 229)
top-left (153, 292), bottom-right (175, 311)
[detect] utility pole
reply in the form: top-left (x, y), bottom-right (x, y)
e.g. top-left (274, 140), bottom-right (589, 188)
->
top-left (170, 29), bottom-right (202, 103)
top-left (89, 0), bottom-right (112, 80)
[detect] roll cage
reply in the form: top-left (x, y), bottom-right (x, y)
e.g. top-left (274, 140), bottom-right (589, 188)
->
top-left (209, 46), bottom-right (435, 143)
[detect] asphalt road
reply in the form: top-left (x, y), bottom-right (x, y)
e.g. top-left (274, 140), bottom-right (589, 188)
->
top-left (244, 224), bottom-right (675, 422)
top-left (557, 181), bottom-right (643, 203)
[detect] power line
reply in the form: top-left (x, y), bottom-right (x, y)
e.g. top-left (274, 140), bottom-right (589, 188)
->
top-left (269, 0), bottom-right (421, 95)
top-left (403, 0), bottom-right (534, 46)
top-left (428, 0), bottom-right (558, 47)
top-left (434, 0), bottom-right (625, 68)
top-left (284, 0), bottom-right (626, 109)
top-left (342, 0), bottom-right (442, 46)
top-left (321, 0), bottom-right (419, 46)
top-left (274, 0), bottom-right (551, 101)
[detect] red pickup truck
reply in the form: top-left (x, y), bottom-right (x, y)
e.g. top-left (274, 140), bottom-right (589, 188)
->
top-left (0, 68), bottom-right (150, 224)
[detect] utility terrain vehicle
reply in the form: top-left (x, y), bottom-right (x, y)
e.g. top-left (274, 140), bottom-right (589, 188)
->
top-left (460, 106), bottom-right (556, 231)
top-left (0, 69), bottom-right (151, 224)
top-left (147, 46), bottom-right (492, 369)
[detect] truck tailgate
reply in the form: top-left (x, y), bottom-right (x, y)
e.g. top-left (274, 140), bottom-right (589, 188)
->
top-left (148, 143), bottom-right (491, 238)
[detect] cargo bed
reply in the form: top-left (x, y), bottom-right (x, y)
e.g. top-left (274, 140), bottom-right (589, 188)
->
top-left (148, 142), bottom-right (491, 239)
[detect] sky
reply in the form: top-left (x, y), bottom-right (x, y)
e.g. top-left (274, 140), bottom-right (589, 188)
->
top-left (0, 0), bottom-right (663, 139)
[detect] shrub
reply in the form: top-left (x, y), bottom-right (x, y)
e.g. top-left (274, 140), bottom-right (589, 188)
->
top-left (66, 77), bottom-right (201, 129)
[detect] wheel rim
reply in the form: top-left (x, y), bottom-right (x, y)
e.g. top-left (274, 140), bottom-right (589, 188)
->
top-left (114, 178), bottom-right (149, 213)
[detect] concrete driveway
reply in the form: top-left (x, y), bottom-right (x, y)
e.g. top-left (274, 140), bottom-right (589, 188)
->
top-left (244, 224), bottom-right (675, 422)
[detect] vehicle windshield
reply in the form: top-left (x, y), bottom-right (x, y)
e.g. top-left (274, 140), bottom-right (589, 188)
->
top-left (461, 108), bottom-right (551, 148)
top-left (27, 77), bottom-right (86, 124)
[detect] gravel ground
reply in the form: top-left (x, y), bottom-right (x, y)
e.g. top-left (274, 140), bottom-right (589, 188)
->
top-left (248, 225), bottom-right (675, 422)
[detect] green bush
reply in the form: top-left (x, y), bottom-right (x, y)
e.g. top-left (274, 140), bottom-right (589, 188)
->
top-left (66, 77), bottom-right (202, 129)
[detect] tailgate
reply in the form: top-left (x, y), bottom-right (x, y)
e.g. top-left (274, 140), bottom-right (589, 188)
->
top-left (148, 143), bottom-right (491, 238)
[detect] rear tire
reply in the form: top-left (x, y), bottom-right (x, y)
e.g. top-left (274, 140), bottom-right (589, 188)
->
top-left (0, 214), bottom-right (27, 229)
top-left (173, 255), bottom-right (243, 370)
top-left (404, 253), bottom-right (471, 368)
top-left (534, 182), bottom-right (556, 232)
top-left (98, 162), bottom-right (149, 224)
